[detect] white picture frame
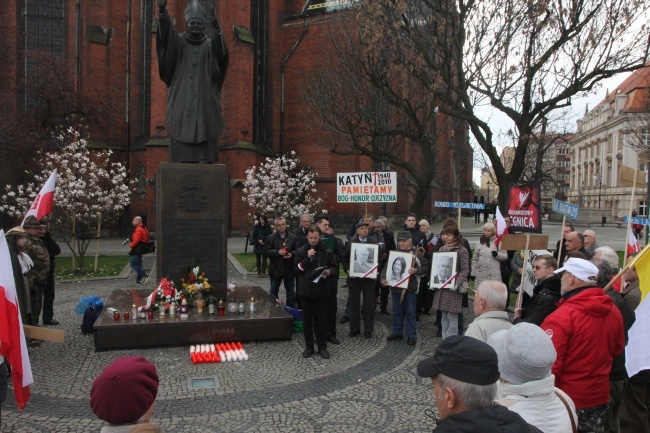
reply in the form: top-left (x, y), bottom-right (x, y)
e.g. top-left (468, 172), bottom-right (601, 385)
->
top-left (386, 250), bottom-right (414, 289)
top-left (429, 251), bottom-right (458, 289)
top-left (348, 243), bottom-right (380, 279)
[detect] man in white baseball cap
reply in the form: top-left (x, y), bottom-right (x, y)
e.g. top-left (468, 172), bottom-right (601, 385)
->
top-left (541, 258), bottom-right (625, 432)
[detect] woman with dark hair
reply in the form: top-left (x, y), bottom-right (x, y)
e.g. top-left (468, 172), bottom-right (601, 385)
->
top-left (388, 256), bottom-right (407, 286)
top-left (5, 227), bottom-right (33, 325)
top-left (432, 226), bottom-right (469, 339)
top-left (252, 214), bottom-right (272, 277)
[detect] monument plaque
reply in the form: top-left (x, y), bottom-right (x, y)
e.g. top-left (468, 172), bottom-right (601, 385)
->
top-left (156, 163), bottom-right (228, 297)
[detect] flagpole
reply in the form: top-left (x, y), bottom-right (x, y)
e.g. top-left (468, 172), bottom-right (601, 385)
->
top-left (94, 215), bottom-right (101, 273)
top-left (624, 168), bottom-right (638, 268)
top-left (558, 215), bottom-right (566, 264)
top-left (604, 242), bottom-right (650, 291)
top-left (515, 235), bottom-right (530, 310)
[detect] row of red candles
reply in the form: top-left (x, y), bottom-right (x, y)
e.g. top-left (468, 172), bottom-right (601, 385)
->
top-left (190, 342), bottom-right (249, 364)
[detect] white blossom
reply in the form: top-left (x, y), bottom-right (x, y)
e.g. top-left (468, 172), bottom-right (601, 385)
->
top-left (242, 151), bottom-right (323, 221)
top-left (0, 125), bottom-right (135, 271)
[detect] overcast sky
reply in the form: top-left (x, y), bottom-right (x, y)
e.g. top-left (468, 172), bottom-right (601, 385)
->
top-left (471, 72), bottom-right (633, 183)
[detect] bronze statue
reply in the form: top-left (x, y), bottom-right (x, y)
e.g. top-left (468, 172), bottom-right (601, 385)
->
top-left (156, 0), bottom-right (229, 163)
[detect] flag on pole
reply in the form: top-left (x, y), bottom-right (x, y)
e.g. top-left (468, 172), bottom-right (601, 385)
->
top-left (628, 243), bottom-right (650, 302)
top-left (627, 227), bottom-right (641, 255)
top-left (427, 235), bottom-right (438, 253)
top-left (495, 206), bottom-right (508, 246)
top-left (0, 230), bottom-right (33, 410)
top-left (22, 169), bottom-right (57, 225)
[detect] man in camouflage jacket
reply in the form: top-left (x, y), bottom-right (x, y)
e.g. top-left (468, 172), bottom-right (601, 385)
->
top-left (23, 216), bottom-right (51, 325)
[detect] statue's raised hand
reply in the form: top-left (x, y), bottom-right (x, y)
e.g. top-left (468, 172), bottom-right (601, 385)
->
top-left (158, 0), bottom-right (167, 13)
top-left (209, 7), bottom-right (220, 30)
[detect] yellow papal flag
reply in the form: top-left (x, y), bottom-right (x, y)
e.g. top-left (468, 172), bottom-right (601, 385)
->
top-left (629, 243), bottom-right (650, 301)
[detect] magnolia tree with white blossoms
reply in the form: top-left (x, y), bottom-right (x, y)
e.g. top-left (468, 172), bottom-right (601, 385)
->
top-left (242, 151), bottom-right (323, 221)
top-left (0, 126), bottom-right (133, 272)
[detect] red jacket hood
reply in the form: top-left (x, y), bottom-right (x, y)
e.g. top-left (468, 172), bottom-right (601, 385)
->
top-left (559, 287), bottom-right (614, 317)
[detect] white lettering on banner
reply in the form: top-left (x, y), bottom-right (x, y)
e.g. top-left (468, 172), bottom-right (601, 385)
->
top-left (434, 201), bottom-right (486, 210)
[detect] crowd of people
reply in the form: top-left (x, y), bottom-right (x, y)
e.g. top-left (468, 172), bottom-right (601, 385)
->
top-left (248, 212), bottom-right (645, 433)
top-left (6, 210), bottom-right (646, 433)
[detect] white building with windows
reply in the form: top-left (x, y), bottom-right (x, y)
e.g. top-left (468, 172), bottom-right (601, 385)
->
top-left (568, 65), bottom-right (650, 218)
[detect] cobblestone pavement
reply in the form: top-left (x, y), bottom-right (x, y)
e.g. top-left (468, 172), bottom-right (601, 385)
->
top-left (2, 256), bottom-right (468, 433)
top-left (3, 217), bottom-right (636, 432)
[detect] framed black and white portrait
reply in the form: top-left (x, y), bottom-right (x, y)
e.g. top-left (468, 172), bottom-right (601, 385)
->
top-left (349, 243), bottom-right (379, 279)
top-left (429, 252), bottom-right (457, 289)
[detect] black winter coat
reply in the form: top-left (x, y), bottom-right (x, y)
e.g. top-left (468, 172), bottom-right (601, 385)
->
top-left (294, 242), bottom-right (338, 298)
top-left (433, 405), bottom-right (543, 433)
top-left (513, 274), bottom-right (561, 326)
top-left (605, 290), bottom-right (635, 381)
top-left (252, 224), bottom-right (272, 255)
top-left (264, 232), bottom-right (299, 279)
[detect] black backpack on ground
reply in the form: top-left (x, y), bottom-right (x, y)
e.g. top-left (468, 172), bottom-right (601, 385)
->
top-left (81, 304), bottom-right (103, 334)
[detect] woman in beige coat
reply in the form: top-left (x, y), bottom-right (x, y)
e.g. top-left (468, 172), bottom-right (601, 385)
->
top-left (471, 223), bottom-right (508, 288)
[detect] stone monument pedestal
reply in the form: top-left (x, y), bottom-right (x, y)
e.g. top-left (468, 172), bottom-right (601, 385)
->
top-left (156, 163), bottom-right (229, 298)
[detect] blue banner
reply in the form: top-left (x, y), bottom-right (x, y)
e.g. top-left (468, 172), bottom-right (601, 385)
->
top-left (624, 216), bottom-right (650, 226)
top-left (552, 199), bottom-right (579, 220)
top-left (434, 201), bottom-right (486, 210)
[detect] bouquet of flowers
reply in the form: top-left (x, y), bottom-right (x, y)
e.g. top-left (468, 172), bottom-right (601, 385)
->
top-left (144, 277), bottom-right (180, 311)
top-left (180, 265), bottom-right (212, 303)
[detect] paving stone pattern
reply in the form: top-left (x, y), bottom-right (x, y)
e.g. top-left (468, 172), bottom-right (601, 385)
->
top-left (2, 257), bottom-right (470, 433)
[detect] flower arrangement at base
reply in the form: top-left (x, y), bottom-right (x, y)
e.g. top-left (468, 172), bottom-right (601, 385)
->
top-left (141, 277), bottom-right (180, 313)
top-left (180, 265), bottom-right (212, 305)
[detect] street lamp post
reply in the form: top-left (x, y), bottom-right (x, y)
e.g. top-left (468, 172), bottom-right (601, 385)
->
top-left (593, 175), bottom-right (602, 208)
top-left (487, 180), bottom-right (491, 204)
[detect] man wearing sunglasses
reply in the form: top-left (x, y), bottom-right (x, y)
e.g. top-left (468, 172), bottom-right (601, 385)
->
top-left (513, 254), bottom-right (561, 326)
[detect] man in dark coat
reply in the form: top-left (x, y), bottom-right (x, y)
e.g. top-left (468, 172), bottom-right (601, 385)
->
top-left (513, 254), bottom-right (561, 326)
top-left (264, 217), bottom-right (299, 308)
top-left (22, 216), bottom-right (51, 326)
top-left (315, 216), bottom-right (345, 345)
top-left (404, 213), bottom-right (426, 247)
top-left (417, 335), bottom-right (543, 432)
top-left (156, 0), bottom-right (229, 163)
top-left (564, 231), bottom-right (593, 261)
top-left (343, 222), bottom-right (383, 338)
top-left (294, 226), bottom-right (338, 359)
top-left (39, 217), bottom-right (61, 325)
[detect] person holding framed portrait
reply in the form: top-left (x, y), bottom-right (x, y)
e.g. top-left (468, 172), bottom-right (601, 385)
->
top-left (380, 231), bottom-right (428, 345)
top-left (432, 226), bottom-right (470, 340)
top-left (344, 222), bottom-right (383, 339)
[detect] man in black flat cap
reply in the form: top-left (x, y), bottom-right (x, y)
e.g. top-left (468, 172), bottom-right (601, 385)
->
top-left (417, 335), bottom-right (543, 432)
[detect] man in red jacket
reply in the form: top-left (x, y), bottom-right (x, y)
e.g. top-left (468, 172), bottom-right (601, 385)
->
top-left (129, 216), bottom-right (150, 284)
top-left (541, 258), bottom-right (624, 433)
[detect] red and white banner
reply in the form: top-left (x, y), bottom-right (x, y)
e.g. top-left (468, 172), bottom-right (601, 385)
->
top-left (495, 206), bottom-right (508, 246)
top-left (628, 227), bottom-right (641, 255)
top-left (22, 169), bottom-right (57, 224)
top-left (0, 231), bottom-right (33, 410)
top-left (506, 180), bottom-right (543, 233)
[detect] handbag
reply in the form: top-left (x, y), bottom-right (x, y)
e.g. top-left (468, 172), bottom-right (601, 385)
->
top-left (139, 241), bottom-right (156, 255)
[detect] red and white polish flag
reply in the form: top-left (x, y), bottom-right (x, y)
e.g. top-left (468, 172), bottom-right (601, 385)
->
top-left (628, 227), bottom-right (641, 255)
top-left (495, 206), bottom-right (509, 246)
top-left (22, 169), bottom-right (57, 225)
top-left (0, 231), bottom-right (33, 410)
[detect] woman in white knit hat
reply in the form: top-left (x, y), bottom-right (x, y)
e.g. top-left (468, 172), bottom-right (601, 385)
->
top-left (488, 323), bottom-right (579, 433)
